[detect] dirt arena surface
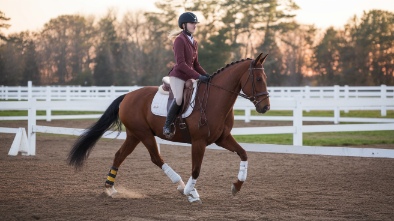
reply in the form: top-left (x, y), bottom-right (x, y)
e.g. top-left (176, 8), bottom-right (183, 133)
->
top-left (1, 120), bottom-right (394, 220)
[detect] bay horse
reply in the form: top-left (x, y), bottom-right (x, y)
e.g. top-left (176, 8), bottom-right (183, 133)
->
top-left (68, 53), bottom-right (270, 203)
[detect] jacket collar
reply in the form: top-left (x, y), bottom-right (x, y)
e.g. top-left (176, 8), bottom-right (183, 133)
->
top-left (180, 32), bottom-right (197, 49)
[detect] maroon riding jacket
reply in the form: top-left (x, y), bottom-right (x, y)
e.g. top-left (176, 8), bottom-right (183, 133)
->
top-left (169, 32), bottom-right (206, 81)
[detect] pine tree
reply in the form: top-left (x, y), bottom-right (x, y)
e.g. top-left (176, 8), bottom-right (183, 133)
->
top-left (0, 11), bottom-right (10, 41)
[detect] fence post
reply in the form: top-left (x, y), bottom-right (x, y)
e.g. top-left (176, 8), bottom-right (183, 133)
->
top-left (293, 97), bottom-right (303, 146)
top-left (66, 86), bottom-right (70, 101)
top-left (111, 85), bottom-right (115, 99)
top-left (344, 85), bottom-right (349, 113)
top-left (334, 106), bottom-right (340, 124)
top-left (304, 86), bottom-right (310, 112)
top-left (27, 97), bottom-right (36, 156)
top-left (27, 81), bottom-right (32, 101)
top-left (0, 85), bottom-right (3, 100)
top-left (334, 85), bottom-right (340, 124)
top-left (5, 86), bottom-right (8, 100)
top-left (381, 84), bottom-right (387, 117)
top-left (46, 86), bottom-right (52, 122)
top-left (245, 107), bottom-right (251, 123)
top-left (18, 86), bottom-right (21, 101)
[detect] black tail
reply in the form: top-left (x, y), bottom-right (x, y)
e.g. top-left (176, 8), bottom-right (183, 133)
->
top-left (68, 94), bottom-right (126, 169)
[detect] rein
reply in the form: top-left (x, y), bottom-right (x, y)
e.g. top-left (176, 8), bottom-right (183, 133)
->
top-left (206, 60), bottom-right (269, 106)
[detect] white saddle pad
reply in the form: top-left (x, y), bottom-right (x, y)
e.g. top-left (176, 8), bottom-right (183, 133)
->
top-left (151, 80), bottom-right (198, 118)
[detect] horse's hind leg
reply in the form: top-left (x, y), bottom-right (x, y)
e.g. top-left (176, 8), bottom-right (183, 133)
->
top-left (215, 134), bottom-right (248, 196)
top-left (104, 134), bottom-right (140, 196)
top-left (139, 134), bottom-right (185, 193)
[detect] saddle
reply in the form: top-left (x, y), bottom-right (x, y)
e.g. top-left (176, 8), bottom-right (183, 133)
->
top-left (150, 76), bottom-right (197, 142)
top-left (159, 76), bottom-right (195, 116)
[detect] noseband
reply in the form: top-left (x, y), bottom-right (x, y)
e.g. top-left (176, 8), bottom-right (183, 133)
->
top-left (206, 59), bottom-right (269, 107)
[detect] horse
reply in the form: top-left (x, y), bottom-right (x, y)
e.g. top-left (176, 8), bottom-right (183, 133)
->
top-left (68, 52), bottom-right (270, 203)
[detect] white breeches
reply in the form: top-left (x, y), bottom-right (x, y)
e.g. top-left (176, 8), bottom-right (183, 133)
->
top-left (170, 76), bottom-right (185, 105)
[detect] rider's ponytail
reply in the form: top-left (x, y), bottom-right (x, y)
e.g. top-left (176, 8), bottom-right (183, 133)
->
top-left (168, 29), bottom-right (182, 40)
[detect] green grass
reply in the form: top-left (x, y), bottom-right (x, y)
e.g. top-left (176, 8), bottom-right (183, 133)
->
top-left (234, 131), bottom-right (394, 146)
top-left (233, 110), bottom-right (394, 146)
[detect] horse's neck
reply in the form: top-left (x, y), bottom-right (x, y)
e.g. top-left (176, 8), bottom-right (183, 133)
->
top-left (209, 62), bottom-right (249, 110)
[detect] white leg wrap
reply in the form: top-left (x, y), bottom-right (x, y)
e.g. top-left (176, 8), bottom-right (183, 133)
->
top-left (162, 163), bottom-right (181, 184)
top-left (183, 176), bottom-right (197, 195)
top-left (237, 161), bottom-right (248, 182)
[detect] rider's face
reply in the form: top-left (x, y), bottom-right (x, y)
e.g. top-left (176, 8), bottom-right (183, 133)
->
top-left (185, 23), bottom-right (197, 33)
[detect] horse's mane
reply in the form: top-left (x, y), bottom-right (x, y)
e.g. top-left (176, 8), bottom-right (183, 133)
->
top-left (211, 58), bottom-right (252, 77)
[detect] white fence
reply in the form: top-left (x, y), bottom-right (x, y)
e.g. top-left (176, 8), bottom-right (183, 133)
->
top-left (2, 81), bottom-right (393, 100)
top-left (1, 96), bottom-right (393, 149)
top-left (1, 82), bottom-right (394, 158)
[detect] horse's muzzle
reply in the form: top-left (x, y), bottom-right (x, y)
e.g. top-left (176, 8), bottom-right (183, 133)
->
top-left (256, 105), bottom-right (270, 114)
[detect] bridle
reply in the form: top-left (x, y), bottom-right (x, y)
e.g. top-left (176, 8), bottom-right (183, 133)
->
top-left (206, 59), bottom-right (269, 107)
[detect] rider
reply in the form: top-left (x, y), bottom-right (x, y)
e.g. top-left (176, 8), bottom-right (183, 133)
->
top-left (163, 12), bottom-right (210, 137)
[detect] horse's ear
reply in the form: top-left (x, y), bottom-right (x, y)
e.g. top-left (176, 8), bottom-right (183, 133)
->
top-left (260, 54), bottom-right (268, 64)
top-left (254, 53), bottom-right (263, 65)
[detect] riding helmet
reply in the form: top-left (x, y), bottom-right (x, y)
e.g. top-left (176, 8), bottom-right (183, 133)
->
top-left (178, 12), bottom-right (199, 29)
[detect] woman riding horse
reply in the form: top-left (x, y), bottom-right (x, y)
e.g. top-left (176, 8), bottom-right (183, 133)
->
top-left (164, 12), bottom-right (210, 138)
top-left (68, 12), bottom-right (270, 203)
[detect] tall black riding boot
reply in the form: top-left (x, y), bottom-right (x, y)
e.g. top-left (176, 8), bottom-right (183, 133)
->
top-left (163, 100), bottom-right (181, 138)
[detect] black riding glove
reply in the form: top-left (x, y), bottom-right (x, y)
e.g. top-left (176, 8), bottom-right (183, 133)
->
top-left (198, 75), bottom-right (210, 83)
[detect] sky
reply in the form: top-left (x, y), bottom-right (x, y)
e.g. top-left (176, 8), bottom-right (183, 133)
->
top-left (1, 0), bottom-right (393, 35)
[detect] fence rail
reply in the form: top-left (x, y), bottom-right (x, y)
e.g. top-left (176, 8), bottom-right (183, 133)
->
top-left (1, 82), bottom-right (393, 101)
top-left (1, 97), bottom-right (394, 123)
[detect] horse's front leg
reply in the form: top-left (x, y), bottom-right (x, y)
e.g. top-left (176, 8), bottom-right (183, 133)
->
top-left (183, 140), bottom-right (206, 203)
top-left (215, 134), bottom-right (248, 196)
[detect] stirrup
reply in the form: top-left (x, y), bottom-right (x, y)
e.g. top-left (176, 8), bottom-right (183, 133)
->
top-left (179, 122), bottom-right (186, 129)
top-left (163, 123), bottom-right (176, 139)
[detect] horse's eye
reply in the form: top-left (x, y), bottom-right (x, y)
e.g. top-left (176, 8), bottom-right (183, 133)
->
top-left (256, 77), bottom-right (262, 81)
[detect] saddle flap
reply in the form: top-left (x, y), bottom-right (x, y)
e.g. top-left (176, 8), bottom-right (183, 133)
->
top-left (151, 79), bottom-right (198, 119)
top-left (180, 79), bottom-right (196, 115)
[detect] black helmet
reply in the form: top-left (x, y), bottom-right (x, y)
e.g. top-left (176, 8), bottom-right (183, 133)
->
top-left (178, 12), bottom-right (199, 29)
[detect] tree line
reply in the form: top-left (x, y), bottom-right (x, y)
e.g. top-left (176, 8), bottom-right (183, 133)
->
top-left (0, 0), bottom-right (393, 86)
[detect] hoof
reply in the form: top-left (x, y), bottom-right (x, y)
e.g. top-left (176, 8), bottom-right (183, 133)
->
top-left (231, 180), bottom-right (243, 196)
top-left (188, 197), bottom-right (202, 204)
top-left (177, 180), bottom-right (185, 194)
top-left (105, 185), bottom-right (118, 197)
top-left (186, 188), bottom-right (202, 204)
top-left (231, 184), bottom-right (239, 196)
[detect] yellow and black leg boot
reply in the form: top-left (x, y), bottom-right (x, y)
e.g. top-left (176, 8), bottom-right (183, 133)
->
top-left (105, 166), bottom-right (118, 187)
top-left (105, 166), bottom-right (118, 196)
